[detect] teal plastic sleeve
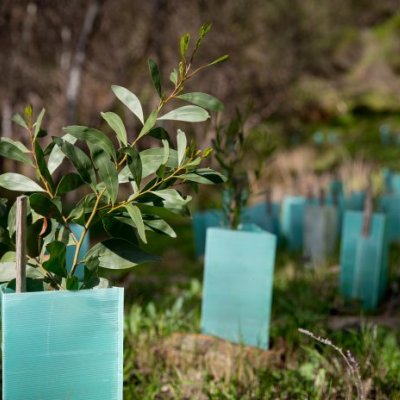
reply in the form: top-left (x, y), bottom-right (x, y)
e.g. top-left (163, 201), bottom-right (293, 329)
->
top-left (2, 287), bottom-right (124, 400)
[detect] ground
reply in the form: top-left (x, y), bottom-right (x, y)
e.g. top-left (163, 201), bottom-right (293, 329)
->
top-left (118, 219), bottom-right (400, 399)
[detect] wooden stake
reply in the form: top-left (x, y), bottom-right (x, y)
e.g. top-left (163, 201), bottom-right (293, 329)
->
top-left (319, 188), bottom-right (325, 207)
top-left (266, 188), bottom-right (272, 215)
top-left (306, 185), bottom-right (314, 202)
top-left (16, 196), bottom-right (27, 293)
top-left (362, 178), bottom-right (373, 237)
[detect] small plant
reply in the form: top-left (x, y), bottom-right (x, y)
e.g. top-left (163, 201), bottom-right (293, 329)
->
top-left (299, 328), bottom-right (366, 400)
top-left (0, 24), bottom-right (227, 290)
top-left (212, 108), bottom-right (275, 229)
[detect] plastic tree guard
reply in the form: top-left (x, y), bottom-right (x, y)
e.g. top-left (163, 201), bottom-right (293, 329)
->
top-left (391, 174), bottom-right (400, 196)
top-left (242, 202), bottom-right (280, 237)
top-left (382, 168), bottom-right (393, 194)
top-left (339, 211), bottom-right (388, 310)
top-left (281, 196), bottom-right (306, 251)
top-left (201, 224), bottom-right (276, 349)
top-left (2, 287), bottom-right (124, 400)
top-left (345, 191), bottom-right (366, 211)
top-left (192, 210), bottom-right (223, 257)
top-left (329, 180), bottom-right (344, 199)
top-left (304, 205), bottom-right (337, 265)
top-left (378, 194), bottom-right (400, 242)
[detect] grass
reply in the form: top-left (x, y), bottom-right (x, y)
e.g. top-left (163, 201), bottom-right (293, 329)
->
top-left (120, 220), bottom-right (400, 399)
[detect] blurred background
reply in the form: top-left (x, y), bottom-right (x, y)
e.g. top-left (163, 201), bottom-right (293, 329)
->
top-left (2, 0), bottom-right (400, 202)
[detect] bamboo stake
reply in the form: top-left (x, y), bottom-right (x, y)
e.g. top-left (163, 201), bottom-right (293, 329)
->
top-left (15, 195), bottom-right (27, 293)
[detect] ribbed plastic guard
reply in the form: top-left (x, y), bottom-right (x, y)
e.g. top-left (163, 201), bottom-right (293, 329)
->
top-left (2, 287), bottom-right (124, 400)
top-left (281, 196), bottom-right (306, 251)
top-left (339, 211), bottom-right (388, 310)
top-left (303, 205), bottom-right (337, 265)
top-left (192, 210), bottom-right (223, 257)
top-left (378, 194), bottom-right (400, 242)
top-left (329, 180), bottom-right (344, 199)
top-left (391, 174), bottom-right (400, 196)
top-left (243, 202), bottom-right (280, 237)
top-left (201, 225), bottom-right (276, 349)
top-left (345, 191), bottom-right (365, 211)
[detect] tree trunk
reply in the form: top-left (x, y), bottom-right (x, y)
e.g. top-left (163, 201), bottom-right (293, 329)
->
top-left (66, 0), bottom-right (104, 124)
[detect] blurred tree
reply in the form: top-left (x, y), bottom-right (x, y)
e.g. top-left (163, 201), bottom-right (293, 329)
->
top-left (1, 0), bottom-right (400, 163)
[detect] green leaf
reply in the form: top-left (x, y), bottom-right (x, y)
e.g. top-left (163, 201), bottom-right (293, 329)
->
top-left (119, 148), bottom-right (178, 183)
top-left (29, 193), bottom-right (63, 223)
top-left (178, 168), bottom-right (226, 184)
top-left (140, 148), bottom-right (178, 178)
top-left (56, 173), bottom-right (84, 195)
top-left (0, 262), bottom-right (16, 282)
top-left (180, 33), bottom-right (190, 58)
top-left (93, 277), bottom-right (110, 289)
top-left (42, 241), bottom-right (67, 278)
top-left (0, 139), bottom-right (33, 165)
top-left (111, 85), bottom-right (144, 124)
top-left (177, 92), bottom-right (224, 112)
top-left (162, 139), bottom-right (169, 165)
top-left (12, 113), bottom-right (28, 130)
top-left (148, 127), bottom-right (173, 145)
top-left (150, 188), bottom-right (189, 202)
top-left (144, 218), bottom-right (177, 238)
top-left (24, 105), bottom-right (33, 120)
top-left (34, 108), bottom-right (46, 139)
top-left (48, 133), bottom-right (77, 174)
top-left (0, 262), bottom-right (44, 282)
top-left (138, 110), bottom-right (158, 139)
top-left (199, 23), bottom-right (212, 39)
top-left (1, 251), bottom-right (15, 262)
top-left (0, 226), bottom-right (11, 248)
top-left (103, 216), bottom-right (138, 243)
top-left (34, 141), bottom-right (54, 192)
top-left (91, 146), bottom-right (118, 204)
top-left (63, 125), bottom-right (116, 161)
top-left (186, 157), bottom-right (202, 167)
top-left (84, 238), bottom-right (156, 270)
top-left (0, 173), bottom-right (45, 192)
top-left (148, 59), bottom-right (163, 98)
top-left (208, 54), bottom-right (229, 66)
top-left (125, 204), bottom-right (147, 243)
top-left (170, 69), bottom-right (178, 85)
top-left (68, 194), bottom-right (96, 224)
top-left (122, 147), bottom-right (142, 186)
top-left (150, 189), bottom-right (192, 215)
top-left (27, 219), bottom-right (45, 257)
top-left (1, 137), bottom-right (30, 153)
top-left (101, 111), bottom-right (127, 146)
top-left (65, 276), bottom-right (79, 290)
top-left (176, 129), bottom-right (187, 166)
top-left (53, 137), bottom-right (94, 185)
top-left (158, 106), bottom-right (209, 122)
top-left (7, 202), bottom-right (17, 238)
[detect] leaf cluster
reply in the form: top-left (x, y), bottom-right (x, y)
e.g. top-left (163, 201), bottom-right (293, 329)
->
top-left (212, 107), bottom-right (275, 229)
top-left (0, 25), bottom-right (226, 290)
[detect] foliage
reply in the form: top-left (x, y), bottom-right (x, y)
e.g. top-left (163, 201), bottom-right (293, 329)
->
top-left (0, 24), bottom-right (227, 290)
top-left (212, 108), bottom-right (275, 229)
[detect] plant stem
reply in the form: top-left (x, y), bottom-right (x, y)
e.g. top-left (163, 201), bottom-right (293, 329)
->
top-left (69, 188), bottom-right (105, 277)
top-left (62, 217), bottom-right (78, 244)
top-left (106, 163), bottom-right (188, 214)
top-left (29, 132), bottom-right (54, 198)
